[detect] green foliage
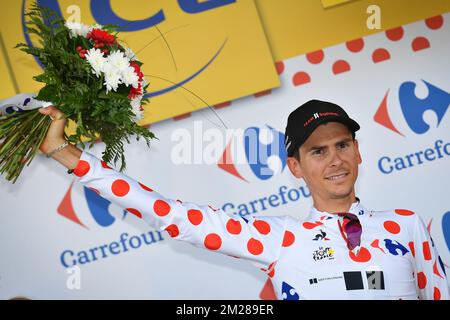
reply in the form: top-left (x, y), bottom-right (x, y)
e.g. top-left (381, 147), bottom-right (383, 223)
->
top-left (1, 3), bottom-right (156, 182)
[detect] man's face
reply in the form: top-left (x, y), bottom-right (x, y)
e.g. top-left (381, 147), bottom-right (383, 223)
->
top-left (286, 122), bottom-right (362, 202)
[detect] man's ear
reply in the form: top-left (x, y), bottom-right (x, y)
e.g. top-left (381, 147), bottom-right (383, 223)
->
top-left (354, 139), bottom-right (362, 164)
top-left (287, 156), bottom-right (303, 179)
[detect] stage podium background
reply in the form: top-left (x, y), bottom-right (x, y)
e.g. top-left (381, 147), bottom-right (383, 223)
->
top-left (1, 1), bottom-right (449, 299)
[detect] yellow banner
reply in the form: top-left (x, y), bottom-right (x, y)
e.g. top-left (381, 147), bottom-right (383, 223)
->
top-left (256, 0), bottom-right (450, 61)
top-left (0, 0), bottom-right (279, 125)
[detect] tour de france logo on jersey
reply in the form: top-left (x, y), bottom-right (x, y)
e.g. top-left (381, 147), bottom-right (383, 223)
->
top-left (312, 246), bottom-right (335, 261)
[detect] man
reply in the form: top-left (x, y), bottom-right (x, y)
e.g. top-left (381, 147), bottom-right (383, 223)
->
top-left (5, 94), bottom-right (448, 299)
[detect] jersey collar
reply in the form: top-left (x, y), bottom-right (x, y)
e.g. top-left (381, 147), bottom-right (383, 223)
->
top-left (308, 198), bottom-right (368, 220)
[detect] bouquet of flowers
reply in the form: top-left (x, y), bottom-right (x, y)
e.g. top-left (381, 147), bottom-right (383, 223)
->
top-left (0, 3), bottom-right (155, 183)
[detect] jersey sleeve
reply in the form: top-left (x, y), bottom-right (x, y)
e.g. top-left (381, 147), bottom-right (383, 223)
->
top-left (72, 150), bottom-right (287, 270)
top-left (411, 213), bottom-right (450, 300)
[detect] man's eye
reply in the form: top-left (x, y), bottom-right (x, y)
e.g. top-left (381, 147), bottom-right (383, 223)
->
top-left (312, 149), bottom-right (323, 155)
top-left (338, 142), bottom-right (350, 149)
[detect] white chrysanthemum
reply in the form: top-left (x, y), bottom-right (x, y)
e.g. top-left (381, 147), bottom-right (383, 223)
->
top-left (89, 23), bottom-right (103, 31)
top-left (65, 22), bottom-right (90, 38)
top-left (107, 50), bottom-right (130, 73)
top-left (124, 48), bottom-right (139, 61)
top-left (102, 63), bottom-right (122, 93)
top-left (84, 48), bottom-right (106, 77)
top-left (121, 66), bottom-right (139, 88)
top-left (130, 96), bottom-right (144, 122)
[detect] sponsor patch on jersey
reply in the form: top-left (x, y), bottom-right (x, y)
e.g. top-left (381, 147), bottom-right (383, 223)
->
top-left (312, 246), bottom-right (335, 261)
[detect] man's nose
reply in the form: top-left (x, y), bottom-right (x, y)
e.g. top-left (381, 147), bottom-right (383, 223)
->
top-left (329, 150), bottom-right (344, 167)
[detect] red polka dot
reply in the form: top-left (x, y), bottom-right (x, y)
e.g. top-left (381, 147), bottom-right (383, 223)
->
top-left (226, 219), bottom-right (242, 235)
top-left (434, 287), bottom-right (441, 300)
top-left (139, 182), bottom-right (153, 192)
top-left (412, 37), bottom-right (430, 52)
top-left (282, 231), bottom-right (295, 247)
top-left (111, 179), bottom-right (130, 197)
top-left (423, 241), bottom-right (432, 260)
top-left (332, 60), bottom-right (350, 75)
top-left (88, 187), bottom-right (100, 195)
top-left (74, 160), bottom-right (90, 177)
top-left (254, 220), bottom-right (271, 235)
top-left (165, 224), bottom-right (179, 238)
top-left (293, 71), bottom-right (311, 86)
top-left (372, 48), bottom-right (391, 63)
top-left (247, 238), bottom-right (264, 255)
top-left (275, 61), bottom-right (284, 75)
top-left (126, 208), bottom-right (142, 218)
top-left (385, 27), bottom-right (404, 41)
top-left (306, 50), bottom-right (324, 64)
top-left (349, 247), bottom-right (371, 263)
top-left (425, 15), bottom-right (443, 30)
top-left (187, 209), bottom-right (203, 225)
top-left (204, 233), bottom-right (222, 250)
top-left (417, 272), bottom-right (427, 289)
top-left (153, 200), bottom-right (171, 216)
top-left (268, 267), bottom-right (275, 278)
top-left (101, 161), bottom-right (112, 169)
top-left (409, 241), bottom-right (415, 257)
top-left (395, 209), bottom-right (415, 216)
top-left (384, 221), bottom-right (401, 234)
top-left (346, 38), bottom-right (364, 52)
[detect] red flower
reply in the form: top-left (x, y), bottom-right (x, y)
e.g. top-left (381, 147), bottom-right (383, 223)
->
top-left (129, 61), bottom-right (141, 73)
top-left (129, 61), bottom-right (144, 81)
top-left (128, 83), bottom-right (142, 99)
top-left (87, 28), bottom-right (116, 45)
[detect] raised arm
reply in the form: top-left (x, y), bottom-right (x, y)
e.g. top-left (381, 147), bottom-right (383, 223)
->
top-left (39, 106), bottom-right (287, 271)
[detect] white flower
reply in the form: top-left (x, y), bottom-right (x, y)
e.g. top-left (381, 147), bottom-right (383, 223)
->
top-left (121, 66), bottom-right (139, 88)
top-left (89, 23), bottom-right (103, 31)
top-left (65, 22), bottom-right (90, 38)
top-left (107, 50), bottom-right (130, 73)
top-left (84, 48), bottom-right (107, 77)
top-left (102, 63), bottom-right (122, 93)
top-left (124, 48), bottom-right (139, 61)
top-left (130, 96), bottom-right (144, 122)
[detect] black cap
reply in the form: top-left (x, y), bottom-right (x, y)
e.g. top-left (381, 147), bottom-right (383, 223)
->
top-left (284, 100), bottom-right (360, 157)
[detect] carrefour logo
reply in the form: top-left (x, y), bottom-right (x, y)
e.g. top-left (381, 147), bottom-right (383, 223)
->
top-left (58, 181), bottom-right (128, 229)
top-left (218, 125), bottom-right (287, 182)
top-left (443, 211), bottom-right (450, 252)
top-left (58, 182), bottom-right (165, 268)
top-left (171, 122), bottom-right (288, 182)
top-left (374, 80), bottom-right (450, 174)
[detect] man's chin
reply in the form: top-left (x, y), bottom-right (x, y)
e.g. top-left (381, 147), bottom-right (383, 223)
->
top-left (329, 189), bottom-right (354, 200)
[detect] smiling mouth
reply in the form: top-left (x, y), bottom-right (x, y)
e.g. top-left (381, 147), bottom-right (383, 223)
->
top-left (325, 173), bottom-right (349, 181)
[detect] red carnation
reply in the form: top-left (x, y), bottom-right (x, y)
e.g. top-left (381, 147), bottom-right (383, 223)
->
top-left (129, 61), bottom-right (141, 73)
top-left (129, 62), bottom-right (144, 81)
top-left (128, 83), bottom-right (142, 99)
top-left (87, 28), bottom-right (116, 45)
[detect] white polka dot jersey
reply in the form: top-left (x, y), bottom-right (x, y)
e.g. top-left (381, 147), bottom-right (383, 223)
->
top-left (73, 150), bottom-right (450, 300)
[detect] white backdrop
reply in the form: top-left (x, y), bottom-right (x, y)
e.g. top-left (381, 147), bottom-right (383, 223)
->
top-left (1, 14), bottom-right (449, 299)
